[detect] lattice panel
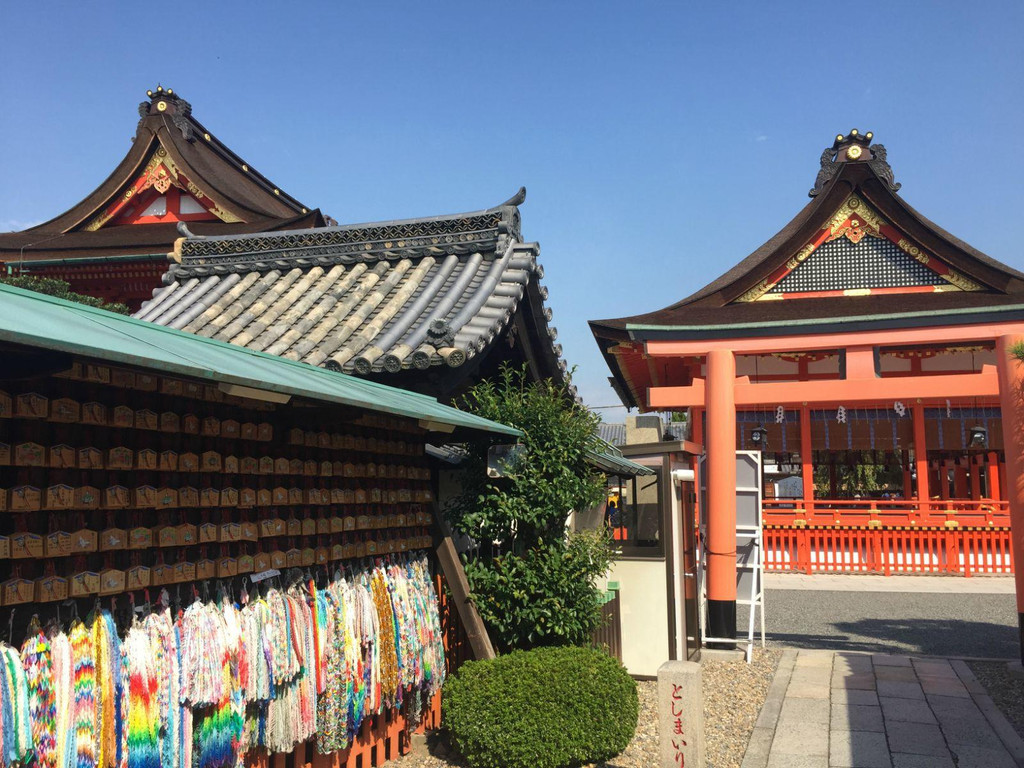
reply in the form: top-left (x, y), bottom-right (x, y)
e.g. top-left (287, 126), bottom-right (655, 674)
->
top-left (770, 236), bottom-right (945, 294)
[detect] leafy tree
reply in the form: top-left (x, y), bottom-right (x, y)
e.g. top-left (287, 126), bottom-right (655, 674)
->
top-left (0, 274), bottom-right (131, 315)
top-left (448, 364), bottom-right (612, 651)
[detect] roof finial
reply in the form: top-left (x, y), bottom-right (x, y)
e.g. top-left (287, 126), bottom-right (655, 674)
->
top-left (809, 130), bottom-right (899, 197)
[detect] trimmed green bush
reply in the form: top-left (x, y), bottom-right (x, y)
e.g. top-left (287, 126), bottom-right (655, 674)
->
top-left (443, 646), bottom-right (638, 768)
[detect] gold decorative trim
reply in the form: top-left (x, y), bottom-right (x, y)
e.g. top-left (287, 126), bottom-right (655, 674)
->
top-left (894, 238), bottom-right (983, 291)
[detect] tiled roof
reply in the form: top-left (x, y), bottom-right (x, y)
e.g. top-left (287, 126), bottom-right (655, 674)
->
top-left (598, 413), bottom-right (689, 447)
top-left (135, 192), bottom-right (570, 387)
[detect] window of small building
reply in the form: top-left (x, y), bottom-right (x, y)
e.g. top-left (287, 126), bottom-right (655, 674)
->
top-left (608, 466), bottom-right (665, 558)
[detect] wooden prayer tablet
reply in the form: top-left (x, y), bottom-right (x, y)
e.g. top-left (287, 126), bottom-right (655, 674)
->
top-left (111, 369), bottom-right (135, 388)
top-left (236, 554), bottom-right (254, 574)
top-left (34, 575), bottom-right (68, 603)
top-left (239, 488), bottom-right (257, 508)
top-left (201, 451), bottom-right (223, 473)
top-left (300, 548), bottom-right (315, 567)
top-left (82, 402), bottom-right (107, 426)
top-left (240, 521), bottom-right (258, 542)
top-left (99, 528), bottom-right (127, 551)
top-left (99, 569), bottom-right (126, 596)
top-left (331, 433), bottom-right (344, 450)
top-left (73, 486), bottom-right (99, 510)
top-left (355, 489), bottom-right (368, 505)
top-left (320, 461), bottom-right (333, 477)
top-left (15, 393), bottom-right (48, 419)
top-left (276, 458), bottom-right (291, 475)
top-left (137, 449), bottom-right (158, 470)
top-left (201, 416), bottom-right (220, 437)
top-left (271, 487), bottom-right (287, 505)
top-left (113, 405), bottom-right (134, 428)
top-left (395, 465), bottom-right (407, 480)
top-left (370, 487), bottom-right (382, 504)
top-left (224, 456), bottom-right (239, 474)
top-left (216, 558), bottom-right (237, 578)
top-left (219, 522), bottom-right (240, 543)
top-left (343, 462), bottom-right (356, 477)
top-left (70, 529), bottom-right (98, 554)
top-left (257, 489), bottom-right (272, 507)
top-left (126, 566), bottom-right (150, 591)
top-left (258, 457), bottom-right (274, 475)
top-left (160, 412), bottom-right (181, 433)
top-left (253, 552), bottom-right (271, 573)
top-left (10, 532), bottom-right (43, 559)
top-left (181, 559), bottom-right (204, 582)
top-left (3, 578), bottom-right (35, 606)
top-left (342, 434), bottom-right (355, 451)
top-left (316, 518), bottom-right (330, 535)
top-left (107, 447), bottom-right (133, 470)
top-left (177, 523), bottom-right (198, 546)
top-left (398, 488), bottom-right (411, 503)
top-left (183, 414), bottom-right (199, 434)
top-left (288, 428), bottom-right (304, 446)
top-left (183, 381), bottom-right (202, 398)
top-left (128, 527), bottom-right (152, 550)
top-left (356, 515), bottom-right (371, 530)
top-left (45, 484), bottom-right (74, 510)
top-left (159, 451), bottom-right (179, 472)
top-left (301, 518), bottom-right (316, 537)
top-left (83, 365), bottom-right (111, 384)
top-left (199, 522), bottom-right (219, 544)
top-left (14, 442), bottom-right (45, 467)
top-left (0, 490), bottom-right (7, 513)
top-left (50, 398), bottom-right (80, 423)
top-left (10, 485), bottom-right (41, 512)
top-left (240, 422), bottom-right (257, 441)
top-left (134, 485), bottom-right (157, 509)
top-left (179, 453), bottom-right (199, 473)
top-left (315, 547), bottom-right (329, 565)
top-left (240, 457), bottom-right (258, 475)
top-left (288, 458), bottom-right (303, 475)
top-left (330, 489), bottom-right (344, 505)
top-left (0, 444), bottom-right (9, 465)
top-left (222, 420), bottom-right (240, 438)
top-left (366, 437), bottom-right (378, 453)
top-left (316, 432), bottom-right (330, 449)
top-left (155, 488), bottom-right (179, 510)
top-left (156, 526), bottom-right (178, 548)
top-left (287, 488), bottom-right (302, 505)
top-left (179, 486), bottom-right (199, 506)
top-left (333, 543), bottom-right (346, 561)
top-left (354, 437), bottom-right (367, 452)
top-left (150, 564), bottom-right (173, 587)
top-left (286, 518), bottom-right (301, 537)
top-left (343, 516), bottom-right (356, 532)
top-left (257, 422), bottom-right (273, 441)
top-left (221, 487), bottom-right (239, 507)
top-left (330, 517), bottom-right (345, 534)
top-left (135, 409), bottom-right (158, 430)
top-left (365, 462), bottom-right (378, 478)
top-left (0, 536), bottom-right (10, 559)
top-left (0, 391), bottom-right (11, 418)
top-left (103, 486), bottom-right (130, 510)
top-left (45, 531), bottom-right (72, 558)
top-left (270, 550), bottom-right (287, 570)
top-left (354, 541), bottom-right (367, 559)
top-left (260, 518), bottom-right (285, 538)
top-left (69, 571), bottom-right (100, 597)
top-left (333, 461), bottom-right (345, 476)
top-left (160, 377), bottom-right (183, 396)
top-left (135, 373), bottom-right (157, 391)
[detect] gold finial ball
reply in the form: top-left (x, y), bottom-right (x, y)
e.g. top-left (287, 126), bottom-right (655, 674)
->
top-left (274, 189), bottom-right (281, 195)
top-left (147, 90), bottom-right (153, 97)
top-left (851, 129), bottom-right (858, 136)
top-left (242, 165), bottom-right (249, 172)
top-left (866, 132), bottom-right (873, 139)
top-left (204, 133), bottom-right (211, 141)
top-left (837, 134), bottom-right (844, 141)
top-left (167, 89), bottom-right (173, 95)
top-left (302, 208), bottom-right (308, 214)
top-left (156, 85), bottom-right (163, 92)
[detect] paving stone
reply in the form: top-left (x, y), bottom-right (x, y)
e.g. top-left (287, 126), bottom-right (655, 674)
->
top-left (872, 654), bottom-right (912, 667)
top-left (828, 729), bottom-right (892, 768)
top-left (831, 703), bottom-right (884, 732)
top-left (891, 752), bottom-right (954, 768)
top-left (792, 667), bottom-right (833, 686)
top-left (947, 744), bottom-right (1018, 768)
top-left (835, 652), bottom-right (873, 670)
top-left (779, 696), bottom-right (830, 726)
top-left (768, 720), bottom-right (829, 756)
top-left (875, 680), bottom-right (924, 700)
top-left (927, 697), bottom-right (999, 747)
top-left (873, 666), bottom-right (918, 682)
top-left (740, 726), bottom-right (774, 768)
top-left (911, 659), bottom-right (957, 679)
top-left (832, 672), bottom-right (877, 690)
top-left (766, 753), bottom-right (828, 768)
top-left (878, 696), bottom-right (937, 725)
top-left (884, 721), bottom-right (949, 757)
top-left (754, 692), bottom-right (784, 730)
top-left (795, 650), bottom-right (835, 667)
top-left (786, 681), bottom-right (831, 699)
top-left (919, 676), bottom-right (969, 698)
top-left (832, 689), bottom-right (880, 706)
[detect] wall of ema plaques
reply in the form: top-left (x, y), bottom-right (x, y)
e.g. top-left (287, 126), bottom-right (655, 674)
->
top-left (0, 360), bottom-right (436, 608)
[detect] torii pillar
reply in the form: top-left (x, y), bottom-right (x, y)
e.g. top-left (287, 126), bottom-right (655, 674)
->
top-left (996, 335), bottom-right (1024, 663)
top-left (706, 349), bottom-right (737, 644)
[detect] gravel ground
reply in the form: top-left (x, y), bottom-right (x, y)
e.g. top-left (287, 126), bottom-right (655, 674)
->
top-left (396, 649), bottom-right (781, 768)
top-left (740, 589), bottom-right (1018, 658)
top-left (969, 661), bottom-right (1024, 742)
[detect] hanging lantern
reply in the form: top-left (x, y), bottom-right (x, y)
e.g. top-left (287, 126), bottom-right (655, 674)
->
top-left (750, 425), bottom-right (768, 450)
top-left (968, 424), bottom-right (988, 448)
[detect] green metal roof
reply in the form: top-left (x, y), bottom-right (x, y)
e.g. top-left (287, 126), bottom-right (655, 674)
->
top-left (587, 439), bottom-right (655, 476)
top-left (0, 282), bottom-right (520, 438)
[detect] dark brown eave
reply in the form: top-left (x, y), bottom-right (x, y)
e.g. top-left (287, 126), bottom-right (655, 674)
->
top-left (591, 162), bottom-right (1024, 335)
top-left (0, 211), bottom-right (325, 263)
top-left (9, 93), bottom-right (314, 238)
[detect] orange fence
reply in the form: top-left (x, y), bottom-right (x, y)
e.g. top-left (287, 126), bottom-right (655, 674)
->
top-left (763, 524), bottom-right (1013, 576)
top-left (762, 498), bottom-right (1009, 528)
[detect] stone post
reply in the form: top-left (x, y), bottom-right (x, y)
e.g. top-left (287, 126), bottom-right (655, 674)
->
top-left (658, 660), bottom-right (704, 768)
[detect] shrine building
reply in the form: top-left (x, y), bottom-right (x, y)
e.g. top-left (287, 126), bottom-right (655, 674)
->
top-left (0, 87), bottom-right (325, 309)
top-left (590, 131), bottom-right (1024, 649)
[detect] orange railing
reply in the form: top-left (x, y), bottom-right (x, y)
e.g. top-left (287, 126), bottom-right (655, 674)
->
top-left (762, 498), bottom-right (1012, 577)
top-left (762, 498), bottom-right (1009, 529)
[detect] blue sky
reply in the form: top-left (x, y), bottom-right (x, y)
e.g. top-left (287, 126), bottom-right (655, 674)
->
top-left (2, 2), bottom-right (1022, 420)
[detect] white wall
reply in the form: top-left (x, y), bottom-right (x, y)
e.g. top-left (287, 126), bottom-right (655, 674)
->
top-left (608, 557), bottom-right (670, 677)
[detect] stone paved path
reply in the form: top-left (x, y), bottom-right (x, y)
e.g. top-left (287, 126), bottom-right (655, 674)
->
top-left (741, 649), bottom-right (1024, 768)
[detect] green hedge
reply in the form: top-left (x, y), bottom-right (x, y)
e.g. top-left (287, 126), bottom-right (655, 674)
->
top-left (443, 646), bottom-right (638, 768)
